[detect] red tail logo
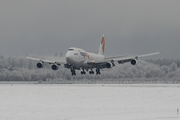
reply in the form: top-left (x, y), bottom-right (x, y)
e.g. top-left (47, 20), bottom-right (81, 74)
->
top-left (101, 36), bottom-right (105, 53)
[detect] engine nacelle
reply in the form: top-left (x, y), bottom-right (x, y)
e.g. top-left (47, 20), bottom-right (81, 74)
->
top-left (51, 64), bottom-right (59, 70)
top-left (131, 59), bottom-right (138, 65)
top-left (106, 62), bottom-right (113, 68)
top-left (37, 62), bottom-right (44, 68)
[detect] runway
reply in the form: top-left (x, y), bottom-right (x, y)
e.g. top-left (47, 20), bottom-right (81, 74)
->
top-left (0, 84), bottom-right (180, 120)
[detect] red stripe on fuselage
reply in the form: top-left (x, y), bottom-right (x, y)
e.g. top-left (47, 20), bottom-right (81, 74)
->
top-left (86, 53), bottom-right (89, 58)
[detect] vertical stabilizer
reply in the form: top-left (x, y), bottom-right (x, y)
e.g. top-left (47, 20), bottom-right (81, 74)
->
top-left (98, 34), bottom-right (105, 55)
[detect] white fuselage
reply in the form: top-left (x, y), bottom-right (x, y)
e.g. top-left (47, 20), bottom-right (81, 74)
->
top-left (65, 47), bottom-right (104, 68)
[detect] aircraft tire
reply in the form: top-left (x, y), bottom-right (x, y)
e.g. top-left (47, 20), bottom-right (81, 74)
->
top-left (96, 71), bottom-right (100, 75)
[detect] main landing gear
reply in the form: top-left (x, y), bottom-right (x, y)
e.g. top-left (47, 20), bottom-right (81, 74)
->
top-left (71, 68), bottom-right (100, 75)
top-left (71, 69), bottom-right (76, 76)
top-left (81, 69), bottom-right (86, 75)
top-left (89, 71), bottom-right (94, 74)
top-left (89, 68), bottom-right (94, 74)
top-left (81, 71), bottom-right (86, 75)
top-left (96, 69), bottom-right (101, 75)
top-left (85, 68), bottom-right (100, 75)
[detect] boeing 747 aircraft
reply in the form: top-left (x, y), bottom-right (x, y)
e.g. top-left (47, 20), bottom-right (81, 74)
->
top-left (26, 34), bottom-right (164, 76)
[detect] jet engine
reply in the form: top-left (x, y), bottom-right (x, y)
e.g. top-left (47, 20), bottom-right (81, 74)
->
top-left (37, 62), bottom-right (44, 68)
top-left (51, 64), bottom-right (59, 70)
top-left (131, 59), bottom-right (138, 65)
top-left (106, 62), bottom-right (113, 68)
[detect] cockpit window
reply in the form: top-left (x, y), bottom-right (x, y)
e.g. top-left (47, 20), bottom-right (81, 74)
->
top-left (68, 49), bottom-right (74, 51)
top-left (80, 52), bottom-right (87, 57)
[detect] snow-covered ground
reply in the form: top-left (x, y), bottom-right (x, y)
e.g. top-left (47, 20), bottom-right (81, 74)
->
top-left (0, 84), bottom-right (180, 120)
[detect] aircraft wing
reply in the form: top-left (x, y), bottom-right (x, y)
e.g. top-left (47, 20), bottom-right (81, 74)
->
top-left (26, 54), bottom-right (67, 65)
top-left (87, 49), bottom-right (164, 68)
top-left (107, 49), bottom-right (164, 62)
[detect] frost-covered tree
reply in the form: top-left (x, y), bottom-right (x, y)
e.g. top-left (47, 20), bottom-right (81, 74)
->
top-left (0, 56), bottom-right (180, 81)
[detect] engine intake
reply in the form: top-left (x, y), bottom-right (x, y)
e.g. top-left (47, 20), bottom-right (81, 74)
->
top-left (52, 64), bottom-right (59, 70)
top-left (106, 62), bottom-right (112, 68)
top-left (37, 62), bottom-right (44, 68)
top-left (131, 59), bottom-right (138, 65)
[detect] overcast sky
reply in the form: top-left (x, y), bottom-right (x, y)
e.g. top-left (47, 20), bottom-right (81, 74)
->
top-left (0, 0), bottom-right (180, 59)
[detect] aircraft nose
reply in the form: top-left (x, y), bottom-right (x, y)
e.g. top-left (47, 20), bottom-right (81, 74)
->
top-left (66, 52), bottom-right (73, 62)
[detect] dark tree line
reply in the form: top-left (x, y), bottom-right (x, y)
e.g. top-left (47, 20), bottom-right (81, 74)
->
top-left (0, 55), bottom-right (180, 81)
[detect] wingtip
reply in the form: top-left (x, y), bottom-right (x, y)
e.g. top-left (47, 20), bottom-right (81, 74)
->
top-left (161, 49), bottom-right (164, 53)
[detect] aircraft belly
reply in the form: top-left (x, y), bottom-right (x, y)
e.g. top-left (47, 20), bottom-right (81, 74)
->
top-left (75, 62), bottom-right (91, 68)
top-left (66, 57), bottom-right (91, 69)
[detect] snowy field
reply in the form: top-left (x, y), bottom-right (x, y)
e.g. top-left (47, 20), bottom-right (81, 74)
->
top-left (0, 84), bottom-right (180, 120)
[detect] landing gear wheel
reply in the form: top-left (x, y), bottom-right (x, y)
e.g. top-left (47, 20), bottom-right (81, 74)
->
top-left (96, 69), bottom-right (100, 75)
top-left (89, 71), bottom-right (94, 74)
top-left (71, 69), bottom-right (76, 76)
top-left (72, 73), bottom-right (76, 76)
top-left (81, 71), bottom-right (86, 75)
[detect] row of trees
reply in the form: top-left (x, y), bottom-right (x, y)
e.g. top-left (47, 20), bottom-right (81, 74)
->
top-left (0, 55), bottom-right (180, 81)
top-left (146, 59), bottom-right (180, 67)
